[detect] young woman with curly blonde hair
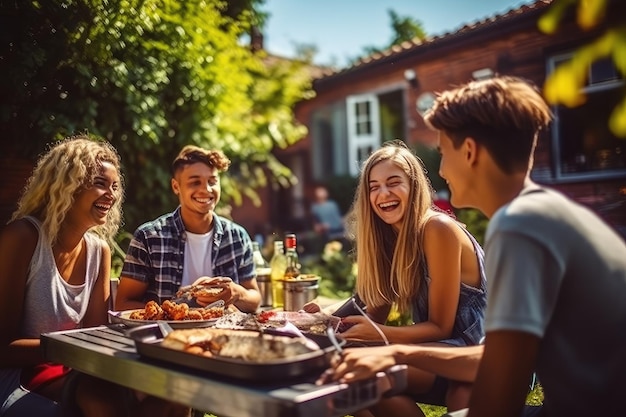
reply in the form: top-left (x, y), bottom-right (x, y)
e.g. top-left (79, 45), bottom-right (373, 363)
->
top-left (0, 135), bottom-right (123, 415)
top-left (0, 135), bottom-right (189, 417)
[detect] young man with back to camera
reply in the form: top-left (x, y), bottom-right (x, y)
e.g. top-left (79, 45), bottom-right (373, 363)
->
top-left (318, 76), bottom-right (626, 417)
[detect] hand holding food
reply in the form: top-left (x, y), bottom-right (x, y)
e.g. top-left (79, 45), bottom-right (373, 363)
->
top-left (174, 278), bottom-right (229, 306)
top-left (185, 276), bottom-right (241, 307)
top-left (191, 276), bottom-right (233, 287)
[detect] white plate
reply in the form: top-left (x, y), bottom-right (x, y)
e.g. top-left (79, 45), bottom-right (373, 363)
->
top-left (213, 311), bottom-right (340, 334)
top-left (108, 309), bottom-right (221, 329)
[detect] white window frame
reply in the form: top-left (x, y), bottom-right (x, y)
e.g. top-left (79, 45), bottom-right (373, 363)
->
top-left (346, 94), bottom-right (380, 176)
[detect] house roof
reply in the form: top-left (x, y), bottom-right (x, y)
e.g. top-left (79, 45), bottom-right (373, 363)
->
top-left (314, 0), bottom-right (553, 82)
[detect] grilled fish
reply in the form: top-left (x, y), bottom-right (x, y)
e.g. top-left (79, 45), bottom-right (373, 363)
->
top-left (161, 328), bottom-right (320, 361)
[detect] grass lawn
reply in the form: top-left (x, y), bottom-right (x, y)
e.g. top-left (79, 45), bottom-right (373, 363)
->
top-left (420, 383), bottom-right (544, 417)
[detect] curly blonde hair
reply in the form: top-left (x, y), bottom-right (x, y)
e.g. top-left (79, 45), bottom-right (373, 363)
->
top-left (351, 141), bottom-right (436, 315)
top-left (11, 135), bottom-right (124, 244)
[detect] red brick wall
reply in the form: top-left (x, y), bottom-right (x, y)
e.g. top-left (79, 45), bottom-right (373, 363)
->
top-left (291, 13), bottom-right (626, 237)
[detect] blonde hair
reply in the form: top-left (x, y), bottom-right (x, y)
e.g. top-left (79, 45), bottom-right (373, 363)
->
top-left (352, 141), bottom-right (436, 315)
top-left (11, 135), bottom-right (124, 244)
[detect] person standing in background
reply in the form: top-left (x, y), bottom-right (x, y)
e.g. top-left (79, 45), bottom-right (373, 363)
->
top-left (310, 184), bottom-right (346, 245)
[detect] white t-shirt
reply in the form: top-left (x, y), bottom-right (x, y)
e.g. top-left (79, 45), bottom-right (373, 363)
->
top-left (484, 185), bottom-right (626, 416)
top-left (182, 230), bottom-right (214, 286)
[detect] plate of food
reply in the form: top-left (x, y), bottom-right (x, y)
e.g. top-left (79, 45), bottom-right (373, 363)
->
top-left (127, 323), bottom-right (344, 381)
top-left (213, 310), bottom-right (340, 334)
top-left (108, 299), bottom-right (226, 329)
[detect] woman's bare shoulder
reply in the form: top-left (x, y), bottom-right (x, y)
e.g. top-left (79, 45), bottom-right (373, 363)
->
top-left (423, 212), bottom-right (459, 235)
top-left (423, 212), bottom-right (472, 249)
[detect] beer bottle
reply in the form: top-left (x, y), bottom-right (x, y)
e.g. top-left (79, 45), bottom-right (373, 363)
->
top-left (283, 233), bottom-right (300, 280)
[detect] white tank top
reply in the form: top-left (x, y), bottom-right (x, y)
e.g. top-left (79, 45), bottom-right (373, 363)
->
top-left (20, 216), bottom-right (103, 338)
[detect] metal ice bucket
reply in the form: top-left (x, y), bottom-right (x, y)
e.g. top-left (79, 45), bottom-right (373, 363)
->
top-left (283, 274), bottom-right (320, 311)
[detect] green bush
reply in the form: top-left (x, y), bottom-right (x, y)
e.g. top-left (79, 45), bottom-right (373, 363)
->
top-left (456, 208), bottom-right (489, 246)
top-left (412, 143), bottom-right (448, 193)
top-left (301, 241), bottom-right (357, 300)
top-left (110, 230), bottom-right (133, 278)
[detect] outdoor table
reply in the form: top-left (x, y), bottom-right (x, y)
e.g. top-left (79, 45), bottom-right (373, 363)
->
top-left (41, 324), bottom-right (407, 417)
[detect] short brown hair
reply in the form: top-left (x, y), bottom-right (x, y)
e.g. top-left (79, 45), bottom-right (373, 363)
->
top-left (424, 76), bottom-right (552, 174)
top-left (171, 145), bottom-right (231, 176)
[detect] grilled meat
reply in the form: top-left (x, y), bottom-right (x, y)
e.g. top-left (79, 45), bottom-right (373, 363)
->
top-left (161, 328), bottom-right (320, 361)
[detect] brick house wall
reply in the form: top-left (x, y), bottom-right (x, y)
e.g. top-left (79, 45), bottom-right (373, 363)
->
top-left (279, 0), bottom-right (625, 238)
top-left (4, 1), bottom-right (624, 240)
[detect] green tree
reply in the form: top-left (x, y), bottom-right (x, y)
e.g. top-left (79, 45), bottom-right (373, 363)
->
top-left (540, 0), bottom-right (626, 137)
top-left (0, 0), bottom-right (313, 230)
top-left (388, 9), bottom-right (427, 46)
top-left (360, 9), bottom-right (427, 58)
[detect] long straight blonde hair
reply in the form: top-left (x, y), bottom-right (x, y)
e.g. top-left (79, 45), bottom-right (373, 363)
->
top-left (352, 141), bottom-right (436, 315)
top-left (11, 135), bottom-right (124, 245)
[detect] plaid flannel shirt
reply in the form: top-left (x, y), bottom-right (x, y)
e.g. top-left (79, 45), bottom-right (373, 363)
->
top-left (121, 207), bottom-right (255, 303)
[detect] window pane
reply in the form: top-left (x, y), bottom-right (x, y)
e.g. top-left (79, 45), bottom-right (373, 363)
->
top-left (590, 58), bottom-right (619, 84)
top-left (558, 88), bottom-right (626, 173)
top-left (553, 55), bottom-right (571, 68)
top-left (355, 101), bottom-right (370, 117)
top-left (357, 145), bottom-right (374, 162)
top-left (357, 120), bottom-right (372, 135)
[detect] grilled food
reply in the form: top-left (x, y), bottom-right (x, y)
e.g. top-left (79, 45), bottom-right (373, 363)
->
top-left (161, 328), bottom-right (320, 361)
top-left (128, 300), bottom-right (224, 321)
top-left (176, 283), bottom-right (225, 300)
top-left (214, 311), bottom-right (340, 335)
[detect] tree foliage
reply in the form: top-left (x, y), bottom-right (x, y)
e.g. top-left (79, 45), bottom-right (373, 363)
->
top-left (540, 0), bottom-right (626, 137)
top-left (388, 9), bottom-right (427, 46)
top-left (0, 0), bottom-right (313, 230)
top-left (359, 9), bottom-right (427, 60)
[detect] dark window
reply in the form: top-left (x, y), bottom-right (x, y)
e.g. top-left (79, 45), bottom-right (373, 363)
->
top-left (549, 54), bottom-right (625, 179)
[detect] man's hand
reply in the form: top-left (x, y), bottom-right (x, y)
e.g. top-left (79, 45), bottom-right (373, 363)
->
top-left (192, 276), bottom-right (261, 313)
top-left (192, 276), bottom-right (238, 306)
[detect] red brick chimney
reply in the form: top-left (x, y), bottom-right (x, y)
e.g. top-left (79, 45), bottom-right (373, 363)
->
top-left (250, 26), bottom-right (264, 52)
